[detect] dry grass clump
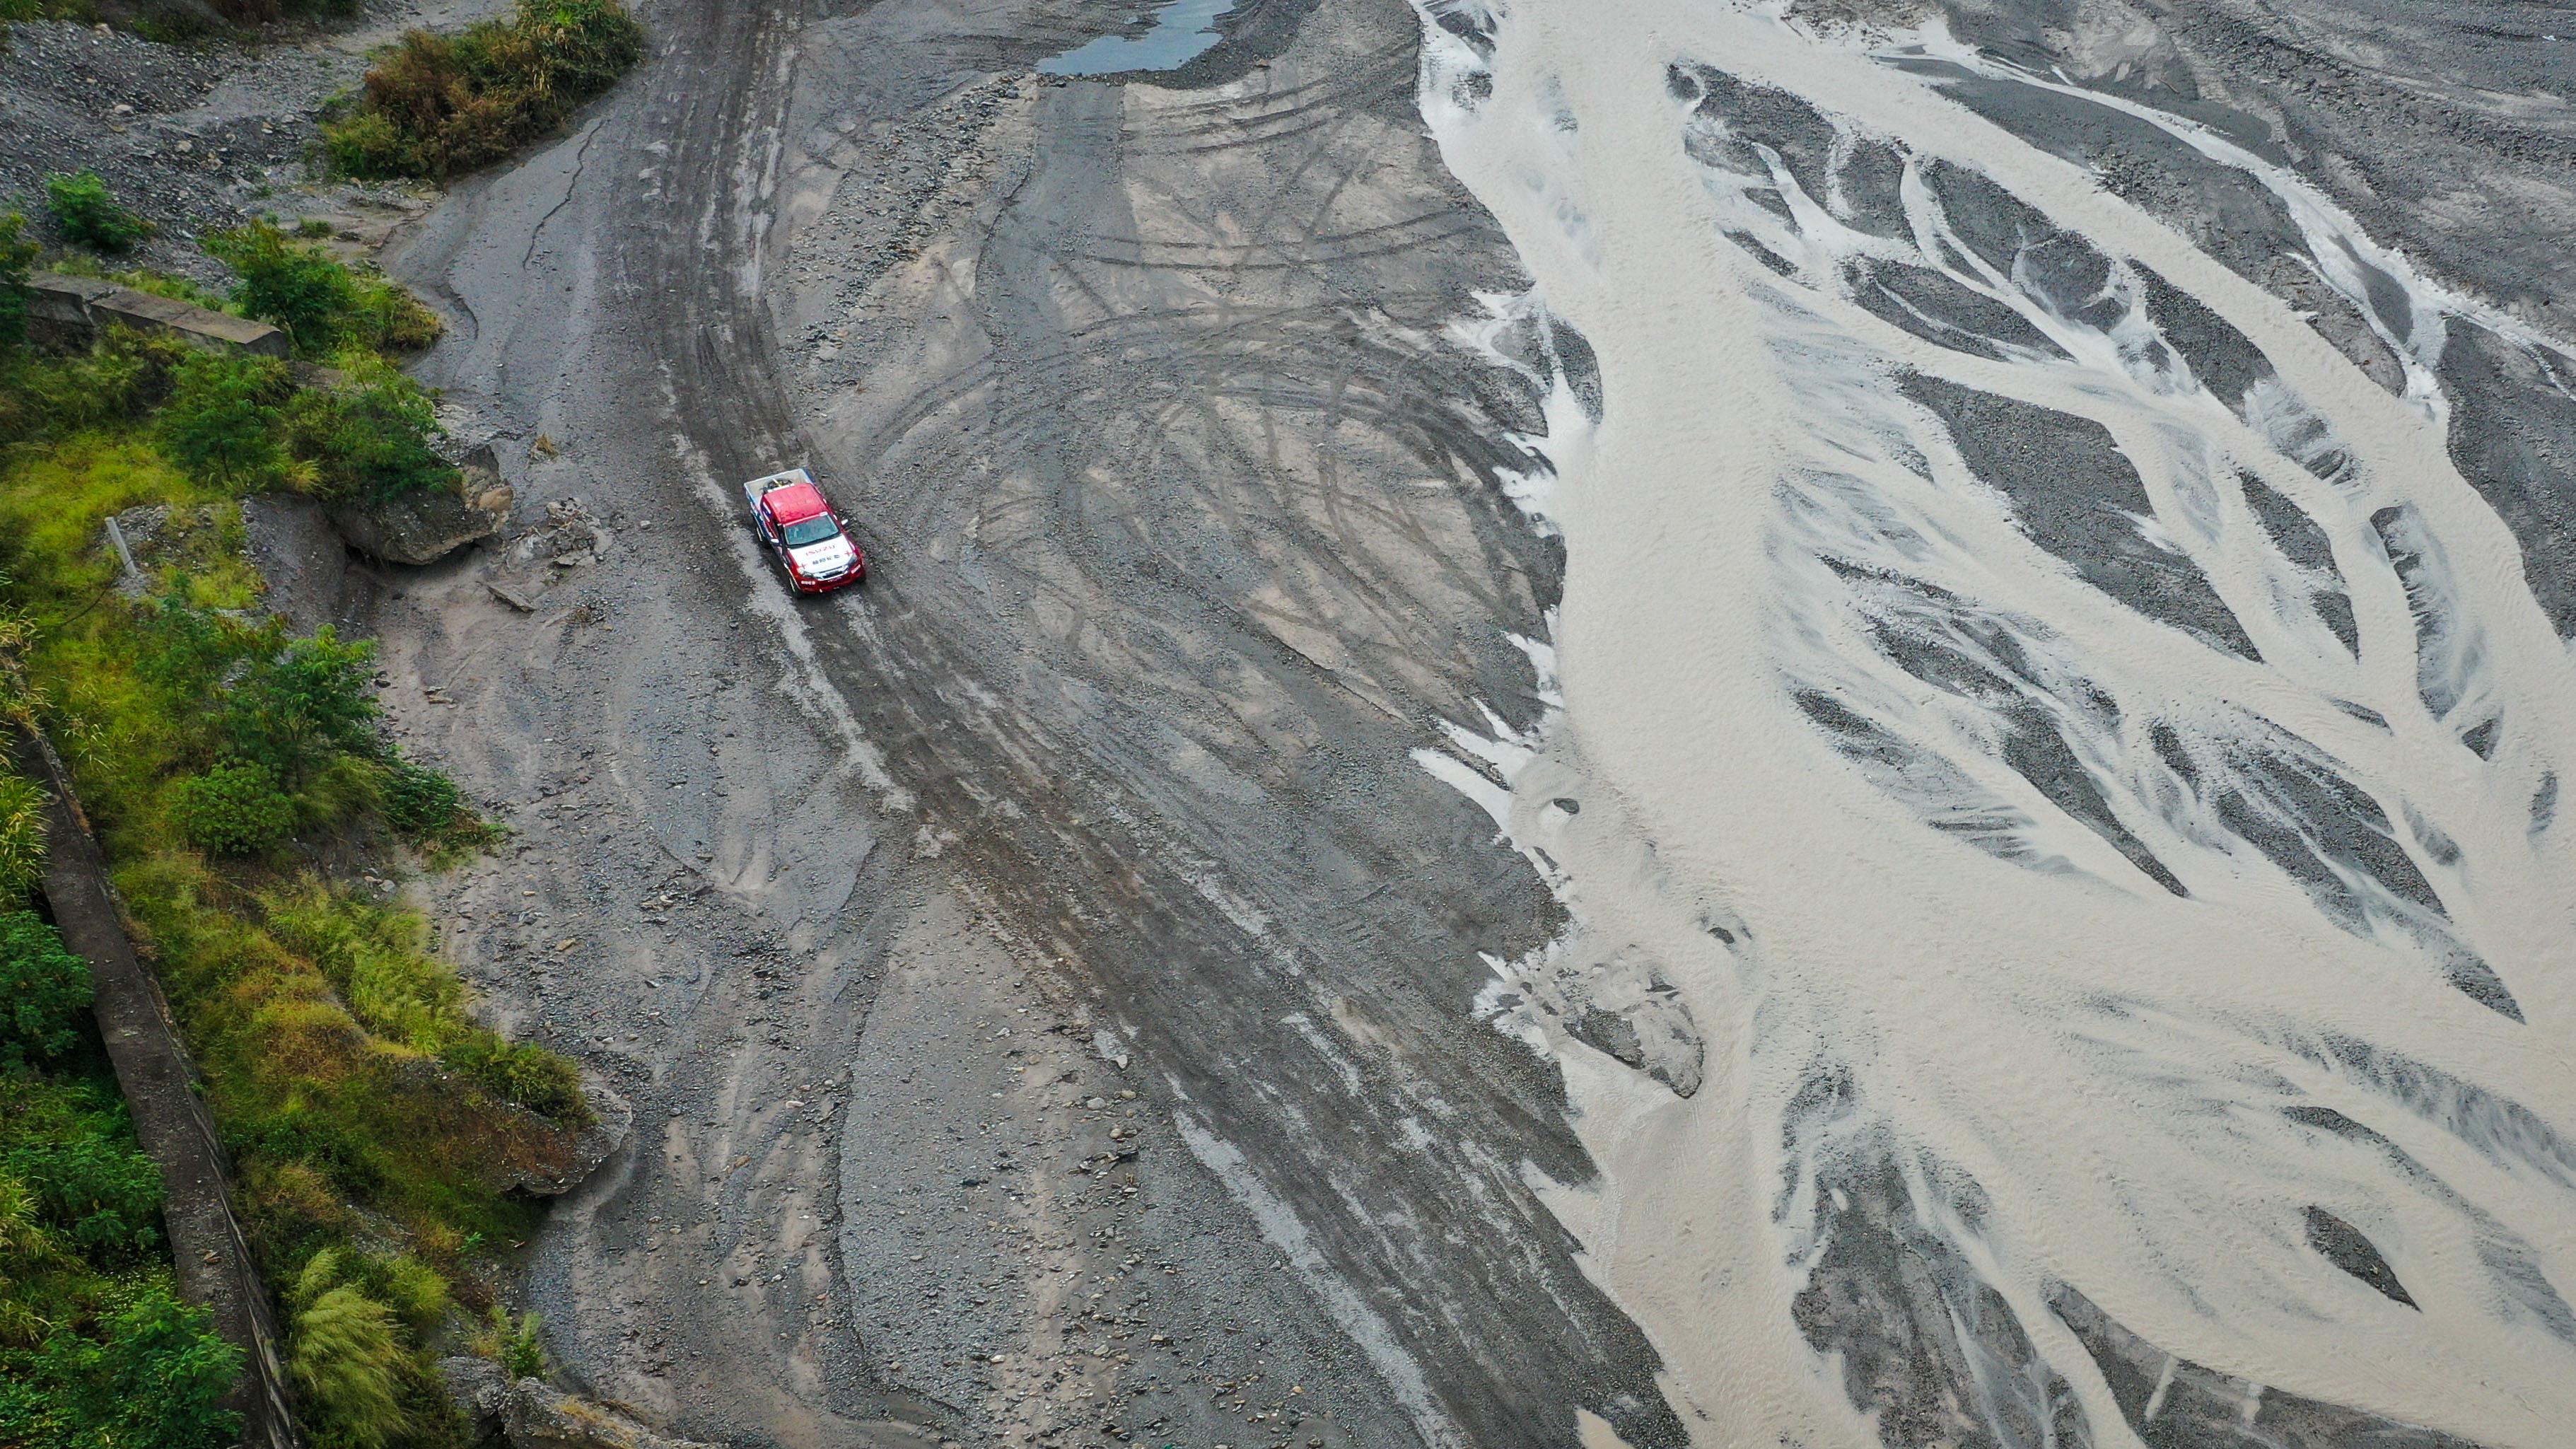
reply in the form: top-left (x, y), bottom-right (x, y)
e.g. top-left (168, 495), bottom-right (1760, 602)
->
top-left (324, 0), bottom-right (644, 181)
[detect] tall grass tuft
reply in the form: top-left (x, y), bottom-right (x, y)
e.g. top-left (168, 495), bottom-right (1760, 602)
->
top-left (289, 1258), bottom-right (408, 1449)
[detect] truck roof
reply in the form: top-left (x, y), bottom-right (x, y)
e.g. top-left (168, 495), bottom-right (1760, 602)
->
top-left (761, 480), bottom-right (829, 524)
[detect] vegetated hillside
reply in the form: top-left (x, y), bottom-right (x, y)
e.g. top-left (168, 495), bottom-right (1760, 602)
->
top-left (0, 209), bottom-right (590, 1449)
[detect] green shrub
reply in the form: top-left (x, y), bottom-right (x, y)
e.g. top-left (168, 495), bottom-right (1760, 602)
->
top-left (171, 761), bottom-right (295, 854)
top-left (283, 361), bottom-right (455, 504)
top-left (204, 221), bottom-right (354, 354)
top-left (479, 1306), bottom-right (544, 1379)
top-left (0, 770), bottom-right (42, 902)
top-left (219, 628), bottom-right (381, 784)
top-left (345, 269), bottom-right (443, 353)
top-left (139, 600), bottom-right (385, 788)
top-left (320, 108), bottom-right (415, 182)
top-left (325, 0), bottom-right (643, 181)
top-left (6, 1111), bottom-right (164, 1259)
top-left (0, 327), bottom-right (188, 446)
top-left (444, 1032), bottom-right (585, 1122)
top-left (42, 172), bottom-right (153, 254)
top-left (0, 911), bottom-right (89, 1066)
top-left (159, 350), bottom-right (291, 491)
top-left (203, 221), bottom-right (441, 359)
top-left (0, 213), bottom-right (35, 350)
top-left (0, 1279), bottom-right (243, 1449)
top-left (378, 1253), bottom-right (449, 1333)
top-left (380, 760), bottom-right (460, 836)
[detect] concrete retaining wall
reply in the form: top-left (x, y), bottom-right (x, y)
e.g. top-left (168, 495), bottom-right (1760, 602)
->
top-left (11, 728), bottom-right (303, 1449)
top-left (28, 272), bottom-right (288, 358)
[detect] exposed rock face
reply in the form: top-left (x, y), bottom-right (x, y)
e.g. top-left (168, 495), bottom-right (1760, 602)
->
top-left (441, 1358), bottom-right (725, 1449)
top-left (243, 491), bottom-right (356, 634)
top-left (499, 1077), bottom-right (634, 1197)
top-left (327, 447), bottom-right (515, 566)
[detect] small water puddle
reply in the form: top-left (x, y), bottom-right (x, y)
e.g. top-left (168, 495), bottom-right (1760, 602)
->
top-left (1037, 0), bottom-right (1234, 76)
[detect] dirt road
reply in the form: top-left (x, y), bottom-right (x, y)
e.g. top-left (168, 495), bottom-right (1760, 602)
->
top-left (368, 1), bottom-right (1674, 1445)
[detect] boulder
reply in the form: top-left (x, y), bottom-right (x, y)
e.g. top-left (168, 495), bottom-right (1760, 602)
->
top-left (501, 1378), bottom-right (726, 1449)
top-left (501, 1076), bottom-right (634, 1197)
top-left (328, 447), bottom-right (515, 566)
top-left (439, 1360), bottom-right (724, 1449)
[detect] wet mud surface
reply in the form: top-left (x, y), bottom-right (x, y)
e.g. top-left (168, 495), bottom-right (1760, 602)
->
top-left (380, 0), bottom-right (1669, 1444)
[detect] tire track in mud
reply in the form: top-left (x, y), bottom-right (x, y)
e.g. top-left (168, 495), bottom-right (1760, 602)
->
top-left (638, 0), bottom-right (1688, 1444)
top-left (394, 0), bottom-right (1686, 1443)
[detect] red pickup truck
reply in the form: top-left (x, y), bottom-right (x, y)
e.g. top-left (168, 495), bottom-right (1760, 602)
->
top-left (742, 468), bottom-right (866, 594)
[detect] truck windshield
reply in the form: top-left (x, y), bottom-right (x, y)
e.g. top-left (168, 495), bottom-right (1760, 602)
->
top-left (781, 515), bottom-right (839, 547)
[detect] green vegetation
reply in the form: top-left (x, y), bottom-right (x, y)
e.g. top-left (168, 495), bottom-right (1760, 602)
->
top-left (283, 354), bottom-right (455, 504)
top-left (43, 173), bottom-right (153, 255)
top-left (0, 911), bottom-right (244, 1449)
top-left (0, 0), bottom-right (98, 23)
top-left (205, 221), bottom-right (443, 357)
top-left (0, 768), bottom-right (40, 899)
top-left (0, 212), bottom-right (36, 349)
top-left (159, 349), bottom-right (291, 489)
top-left (0, 214), bottom-right (588, 1448)
top-left (0, 910), bottom-right (86, 1064)
top-left (322, 0), bottom-right (643, 180)
top-left (170, 760), bottom-right (296, 854)
top-left (42, 252), bottom-right (229, 310)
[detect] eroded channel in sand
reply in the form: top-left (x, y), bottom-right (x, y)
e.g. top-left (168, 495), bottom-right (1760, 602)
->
top-left (1403, 2), bottom-right (2576, 1445)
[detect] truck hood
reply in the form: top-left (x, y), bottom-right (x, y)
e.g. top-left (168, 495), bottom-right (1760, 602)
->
top-left (788, 535), bottom-right (858, 577)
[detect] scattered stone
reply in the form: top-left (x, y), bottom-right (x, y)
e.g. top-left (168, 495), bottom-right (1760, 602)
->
top-left (489, 579), bottom-right (542, 612)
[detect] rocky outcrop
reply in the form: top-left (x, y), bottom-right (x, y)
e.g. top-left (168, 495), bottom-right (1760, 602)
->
top-left (499, 1076), bottom-right (634, 1197)
top-left (28, 272), bottom-right (288, 357)
top-left (441, 1359), bottom-right (726, 1449)
top-left (327, 446), bottom-right (515, 566)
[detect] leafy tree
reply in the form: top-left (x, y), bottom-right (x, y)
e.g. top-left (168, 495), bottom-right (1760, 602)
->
top-left (0, 1281), bottom-right (243, 1449)
top-left (42, 172), bottom-right (153, 254)
top-left (218, 628), bottom-right (381, 784)
top-left (0, 212), bottom-right (36, 349)
top-left (158, 350), bottom-right (291, 490)
top-left (0, 910), bottom-right (89, 1067)
top-left (138, 602), bottom-right (383, 787)
top-left (204, 222), bottom-right (356, 354)
top-left (283, 361), bottom-right (454, 504)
